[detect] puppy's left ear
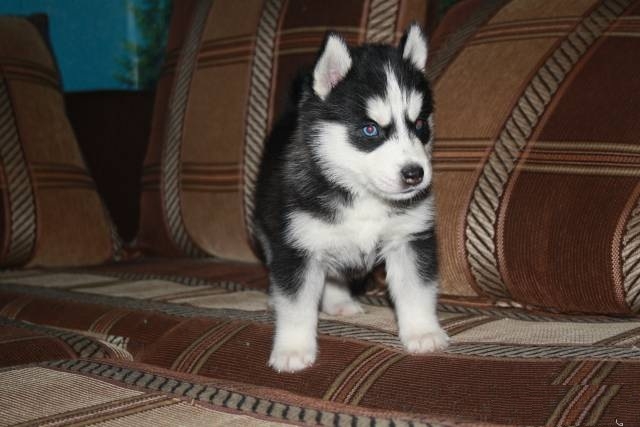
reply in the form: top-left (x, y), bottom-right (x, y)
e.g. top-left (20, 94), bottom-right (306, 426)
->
top-left (400, 24), bottom-right (428, 71)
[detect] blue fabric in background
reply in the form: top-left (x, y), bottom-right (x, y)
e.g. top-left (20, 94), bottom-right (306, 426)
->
top-left (0, 0), bottom-right (170, 92)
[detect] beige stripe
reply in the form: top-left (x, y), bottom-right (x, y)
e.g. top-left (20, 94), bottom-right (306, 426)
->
top-left (0, 295), bottom-right (31, 318)
top-left (365, 0), bottom-right (399, 44)
top-left (584, 384), bottom-right (621, 425)
top-left (606, 31), bottom-right (640, 36)
top-left (534, 141), bottom-right (640, 153)
top-left (350, 352), bottom-right (405, 405)
top-left (546, 385), bottom-right (586, 427)
top-left (519, 163), bottom-right (640, 177)
top-left (243, 0), bottom-right (285, 242)
top-left (63, 398), bottom-right (178, 427)
top-left (323, 346), bottom-right (384, 401)
top-left (574, 385), bottom-right (609, 426)
top-left (622, 197), bottom-right (640, 311)
top-left (277, 46), bottom-right (321, 56)
top-left (552, 360), bottom-right (582, 385)
top-left (14, 394), bottom-right (172, 427)
top-left (468, 32), bottom-right (568, 45)
top-left (190, 323), bottom-right (251, 374)
top-left (0, 79), bottom-right (37, 266)
top-left (161, 0), bottom-right (212, 257)
top-left (591, 362), bottom-right (618, 385)
top-left (89, 309), bottom-right (130, 335)
top-left (280, 25), bottom-right (362, 36)
top-left (437, 138), bottom-right (495, 147)
top-left (171, 321), bottom-right (231, 371)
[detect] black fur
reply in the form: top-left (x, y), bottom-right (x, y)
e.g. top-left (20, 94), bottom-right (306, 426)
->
top-left (254, 29), bottom-right (435, 296)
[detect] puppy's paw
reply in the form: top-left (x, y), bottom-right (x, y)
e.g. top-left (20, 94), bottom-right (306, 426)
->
top-left (322, 300), bottom-right (365, 317)
top-left (268, 345), bottom-right (317, 373)
top-left (401, 327), bottom-right (450, 354)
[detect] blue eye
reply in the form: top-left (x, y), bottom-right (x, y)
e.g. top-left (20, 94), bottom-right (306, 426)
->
top-left (415, 118), bottom-right (427, 136)
top-left (362, 123), bottom-right (379, 137)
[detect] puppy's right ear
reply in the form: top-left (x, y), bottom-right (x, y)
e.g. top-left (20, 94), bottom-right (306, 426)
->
top-left (313, 33), bottom-right (352, 100)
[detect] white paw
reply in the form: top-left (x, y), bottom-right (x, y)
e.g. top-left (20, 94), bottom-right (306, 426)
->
top-left (268, 346), bottom-right (317, 373)
top-left (322, 300), bottom-right (365, 316)
top-left (401, 328), bottom-right (450, 354)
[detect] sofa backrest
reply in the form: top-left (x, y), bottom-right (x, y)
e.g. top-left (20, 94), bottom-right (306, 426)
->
top-left (137, 0), bottom-right (640, 317)
top-left (429, 0), bottom-right (640, 315)
top-left (137, 0), bottom-right (436, 262)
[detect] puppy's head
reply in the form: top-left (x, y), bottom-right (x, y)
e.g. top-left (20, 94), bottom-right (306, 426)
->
top-left (303, 24), bottom-right (434, 202)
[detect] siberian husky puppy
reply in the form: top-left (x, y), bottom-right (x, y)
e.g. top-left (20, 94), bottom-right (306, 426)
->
top-left (254, 24), bottom-right (449, 372)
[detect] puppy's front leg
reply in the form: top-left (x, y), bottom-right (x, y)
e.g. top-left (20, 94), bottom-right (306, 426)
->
top-left (384, 237), bottom-right (449, 353)
top-left (269, 260), bottom-right (325, 373)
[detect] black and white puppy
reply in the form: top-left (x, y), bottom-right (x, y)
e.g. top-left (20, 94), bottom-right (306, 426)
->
top-left (254, 24), bottom-right (449, 373)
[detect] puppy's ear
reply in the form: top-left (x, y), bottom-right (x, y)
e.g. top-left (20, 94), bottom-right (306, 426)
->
top-left (313, 32), bottom-right (352, 100)
top-left (400, 23), bottom-right (428, 71)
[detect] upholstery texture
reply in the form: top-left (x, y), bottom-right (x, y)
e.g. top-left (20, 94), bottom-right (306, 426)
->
top-left (429, 0), bottom-right (640, 315)
top-left (0, 17), bottom-right (120, 267)
top-left (1, 265), bottom-right (639, 426)
top-left (138, 0), bottom-right (436, 262)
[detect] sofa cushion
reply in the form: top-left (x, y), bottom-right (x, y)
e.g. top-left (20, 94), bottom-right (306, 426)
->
top-left (1, 265), bottom-right (639, 425)
top-left (0, 17), bottom-right (120, 267)
top-left (138, 0), bottom-right (437, 261)
top-left (0, 361), bottom-right (460, 426)
top-left (429, 0), bottom-right (640, 315)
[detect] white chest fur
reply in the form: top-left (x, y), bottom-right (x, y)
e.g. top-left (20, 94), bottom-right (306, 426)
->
top-left (286, 196), bottom-right (433, 274)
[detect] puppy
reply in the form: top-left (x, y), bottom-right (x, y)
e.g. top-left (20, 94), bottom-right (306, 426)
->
top-left (254, 24), bottom-right (449, 372)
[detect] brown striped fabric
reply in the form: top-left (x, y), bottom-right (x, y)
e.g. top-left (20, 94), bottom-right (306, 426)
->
top-left (430, 0), bottom-right (640, 315)
top-left (0, 17), bottom-right (120, 268)
top-left (0, 363), bottom-right (457, 426)
top-left (2, 268), bottom-right (640, 425)
top-left (137, 0), bottom-right (436, 261)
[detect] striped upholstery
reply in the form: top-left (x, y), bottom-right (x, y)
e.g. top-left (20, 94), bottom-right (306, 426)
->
top-left (1, 266), bottom-right (640, 425)
top-left (430, 0), bottom-right (640, 315)
top-left (138, 0), bottom-right (435, 261)
top-left (0, 17), bottom-right (119, 267)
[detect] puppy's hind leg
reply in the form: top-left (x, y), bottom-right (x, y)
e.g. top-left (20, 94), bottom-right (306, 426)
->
top-left (269, 260), bottom-right (325, 373)
top-left (321, 278), bottom-right (364, 316)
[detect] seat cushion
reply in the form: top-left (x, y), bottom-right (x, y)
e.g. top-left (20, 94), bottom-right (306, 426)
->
top-left (0, 17), bottom-right (120, 267)
top-left (1, 262), bottom-right (639, 425)
top-left (428, 0), bottom-right (640, 315)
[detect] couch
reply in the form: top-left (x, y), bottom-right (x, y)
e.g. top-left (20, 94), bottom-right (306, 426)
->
top-left (1, 0), bottom-right (639, 425)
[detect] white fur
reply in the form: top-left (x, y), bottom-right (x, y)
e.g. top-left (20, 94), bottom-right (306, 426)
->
top-left (313, 35), bottom-right (352, 100)
top-left (406, 90), bottom-right (423, 122)
top-left (287, 196), bottom-right (433, 272)
top-left (366, 96), bottom-right (391, 127)
top-left (269, 261), bottom-right (325, 373)
top-left (384, 65), bottom-right (410, 141)
top-left (383, 242), bottom-right (449, 353)
top-left (402, 25), bottom-right (428, 71)
top-left (321, 279), bottom-right (364, 316)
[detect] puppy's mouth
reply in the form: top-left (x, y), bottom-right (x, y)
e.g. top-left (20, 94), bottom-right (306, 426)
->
top-left (374, 183), bottom-right (431, 202)
top-left (389, 185), bottom-right (432, 206)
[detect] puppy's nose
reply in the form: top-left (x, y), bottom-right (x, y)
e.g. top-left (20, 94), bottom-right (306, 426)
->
top-left (401, 164), bottom-right (424, 186)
